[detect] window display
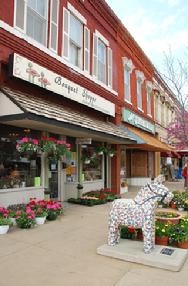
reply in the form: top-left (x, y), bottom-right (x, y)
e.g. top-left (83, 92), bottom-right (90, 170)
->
top-left (0, 124), bottom-right (41, 189)
top-left (81, 144), bottom-right (103, 181)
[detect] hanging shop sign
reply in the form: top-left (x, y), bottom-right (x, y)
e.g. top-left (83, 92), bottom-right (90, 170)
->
top-left (11, 53), bottom-right (115, 117)
top-left (76, 138), bottom-right (92, 144)
top-left (123, 108), bottom-right (155, 134)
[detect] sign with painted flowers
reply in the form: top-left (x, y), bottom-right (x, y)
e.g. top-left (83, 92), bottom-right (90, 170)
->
top-left (11, 53), bottom-right (115, 117)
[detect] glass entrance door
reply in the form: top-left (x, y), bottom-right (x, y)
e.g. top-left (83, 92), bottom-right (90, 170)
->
top-left (48, 161), bottom-right (58, 199)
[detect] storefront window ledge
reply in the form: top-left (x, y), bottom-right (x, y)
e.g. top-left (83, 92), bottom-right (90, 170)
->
top-left (0, 186), bottom-right (44, 193)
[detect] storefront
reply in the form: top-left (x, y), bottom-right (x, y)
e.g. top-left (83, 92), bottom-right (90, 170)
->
top-left (122, 108), bottom-right (171, 186)
top-left (0, 54), bottom-right (135, 207)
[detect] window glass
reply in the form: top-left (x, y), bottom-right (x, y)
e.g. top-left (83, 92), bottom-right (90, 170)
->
top-left (137, 79), bottom-right (142, 109)
top-left (98, 39), bottom-right (106, 84)
top-left (69, 14), bottom-right (83, 67)
top-left (26, 0), bottom-right (48, 45)
top-left (0, 125), bottom-right (41, 189)
top-left (81, 144), bottom-right (103, 181)
top-left (124, 68), bottom-right (130, 102)
top-left (70, 14), bottom-right (82, 47)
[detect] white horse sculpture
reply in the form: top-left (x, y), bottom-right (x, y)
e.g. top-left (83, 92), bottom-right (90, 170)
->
top-left (108, 178), bottom-right (173, 254)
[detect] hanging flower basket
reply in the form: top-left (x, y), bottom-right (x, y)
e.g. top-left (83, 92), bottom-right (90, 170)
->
top-left (16, 137), bottom-right (40, 158)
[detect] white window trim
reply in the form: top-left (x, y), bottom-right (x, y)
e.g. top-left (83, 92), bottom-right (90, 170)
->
top-left (67, 2), bottom-right (87, 25)
top-left (107, 47), bottom-right (112, 88)
top-left (14, 0), bottom-right (49, 47)
top-left (95, 29), bottom-right (109, 46)
top-left (0, 20), bottom-right (118, 95)
top-left (49, 0), bottom-right (59, 53)
top-left (138, 107), bottom-right (144, 113)
top-left (124, 99), bottom-right (132, 105)
top-left (122, 57), bottom-right (135, 73)
top-left (84, 26), bottom-right (90, 74)
top-left (135, 70), bottom-right (145, 83)
top-left (14, 0), bottom-right (27, 33)
top-left (62, 7), bottom-right (70, 60)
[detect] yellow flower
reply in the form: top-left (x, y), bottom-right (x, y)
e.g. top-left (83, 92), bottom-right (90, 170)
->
top-left (162, 229), bottom-right (165, 232)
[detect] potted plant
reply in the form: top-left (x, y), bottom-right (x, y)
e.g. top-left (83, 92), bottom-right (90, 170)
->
top-left (27, 198), bottom-right (47, 225)
top-left (0, 218), bottom-right (12, 234)
top-left (155, 221), bottom-right (171, 246)
top-left (16, 137), bottom-right (40, 157)
top-left (169, 217), bottom-right (188, 248)
top-left (8, 209), bottom-right (17, 225)
top-left (34, 207), bottom-right (48, 225)
top-left (16, 207), bottom-right (36, 229)
top-left (106, 148), bottom-right (116, 157)
top-left (155, 210), bottom-right (182, 225)
top-left (96, 146), bottom-right (106, 155)
top-left (46, 200), bottom-right (63, 221)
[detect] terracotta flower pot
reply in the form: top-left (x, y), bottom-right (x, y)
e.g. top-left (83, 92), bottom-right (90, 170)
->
top-left (137, 230), bottom-right (143, 241)
top-left (170, 202), bottom-right (177, 209)
top-left (177, 240), bottom-right (188, 249)
top-left (155, 236), bottom-right (169, 246)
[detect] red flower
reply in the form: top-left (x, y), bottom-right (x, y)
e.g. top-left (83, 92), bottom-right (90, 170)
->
top-left (41, 136), bottom-right (47, 140)
top-left (128, 227), bottom-right (135, 233)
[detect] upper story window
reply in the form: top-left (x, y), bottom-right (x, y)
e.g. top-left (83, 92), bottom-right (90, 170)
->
top-left (146, 81), bottom-right (152, 115)
top-left (135, 70), bottom-right (145, 111)
top-left (122, 57), bottom-right (134, 103)
top-left (62, 4), bottom-right (91, 72)
top-left (93, 31), bottom-right (112, 87)
top-left (14, 0), bottom-right (48, 46)
top-left (69, 14), bottom-right (83, 68)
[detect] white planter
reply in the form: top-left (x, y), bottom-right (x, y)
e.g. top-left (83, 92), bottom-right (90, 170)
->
top-left (97, 152), bottom-right (103, 156)
top-left (109, 154), bottom-right (114, 157)
top-left (0, 225), bottom-right (9, 234)
top-left (35, 216), bottom-right (46, 225)
top-left (10, 218), bottom-right (17, 226)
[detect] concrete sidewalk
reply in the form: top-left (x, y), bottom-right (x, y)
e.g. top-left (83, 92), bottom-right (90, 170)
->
top-left (0, 181), bottom-right (187, 286)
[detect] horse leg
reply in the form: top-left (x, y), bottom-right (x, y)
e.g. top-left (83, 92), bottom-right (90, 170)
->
top-left (151, 217), bottom-right (155, 249)
top-left (108, 209), bottom-right (120, 246)
top-left (142, 219), bottom-right (154, 254)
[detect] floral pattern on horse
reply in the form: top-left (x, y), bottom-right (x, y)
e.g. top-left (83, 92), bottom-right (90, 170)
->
top-left (108, 180), bottom-right (173, 254)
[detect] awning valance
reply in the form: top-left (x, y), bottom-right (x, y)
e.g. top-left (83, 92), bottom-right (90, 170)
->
top-left (0, 87), bottom-right (136, 144)
top-left (124, 125), bottom-right (172, 152)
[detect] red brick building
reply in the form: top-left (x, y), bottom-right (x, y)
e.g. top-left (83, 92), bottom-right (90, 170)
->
top-left (0, 0), bottom-right (169, 206)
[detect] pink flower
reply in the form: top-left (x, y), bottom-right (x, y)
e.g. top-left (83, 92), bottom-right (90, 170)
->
top-left (32, 139), bottom-right (39, 145)
top-left (26, 208), bottom-right (32, 214)
top-left (66, 143), bottom-right (71, 148)
top-left (16, 143), bottom-right (20, 149)
top-left (21, 137), bottom-right (29, 143)
top-left (27, 216), bottom-right (32, 219)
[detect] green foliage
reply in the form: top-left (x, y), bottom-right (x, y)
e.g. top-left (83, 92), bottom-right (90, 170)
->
top-left (155, 221), bottom-right (171, 237)
top-left (0, 218), bottom-right (13, 226)
top-left (169, 217), bottom-right (188, 243)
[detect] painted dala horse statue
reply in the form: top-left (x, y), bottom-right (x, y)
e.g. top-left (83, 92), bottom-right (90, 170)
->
top-left (108, 178), bottom-right (174, 254)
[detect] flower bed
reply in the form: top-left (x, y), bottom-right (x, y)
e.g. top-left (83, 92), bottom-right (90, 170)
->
top-left (68, 189), bottom-right (119, 206)
top-left (120, 215), bottom-right (188, 249)
top-left (0, 198), bottom-right (63, 232)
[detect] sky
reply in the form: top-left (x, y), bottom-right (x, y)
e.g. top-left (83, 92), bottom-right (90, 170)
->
top-left (106, 0), bottom-right (188, 73)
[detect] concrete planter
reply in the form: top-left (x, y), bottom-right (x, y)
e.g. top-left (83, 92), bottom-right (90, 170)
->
top-left (35, 216), bottom-right (46, 225)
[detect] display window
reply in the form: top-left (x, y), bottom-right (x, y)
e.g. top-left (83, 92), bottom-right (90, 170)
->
top-left (81, 143), bottom-right (103, 181)
top-left (0, 124), bottom-right (41, 189)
